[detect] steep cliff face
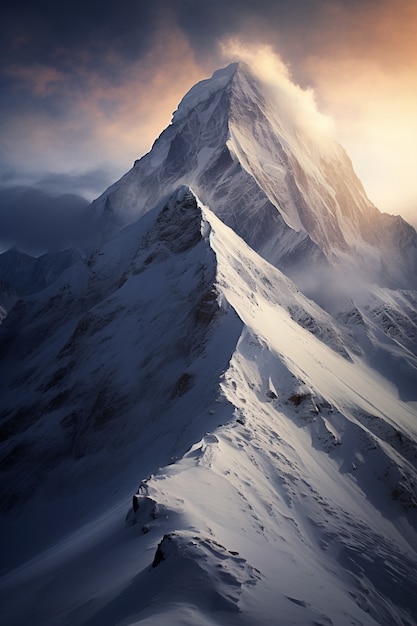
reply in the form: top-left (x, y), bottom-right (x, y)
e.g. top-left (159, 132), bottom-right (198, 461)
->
top-left (0, 189), bottom-right (232, 513)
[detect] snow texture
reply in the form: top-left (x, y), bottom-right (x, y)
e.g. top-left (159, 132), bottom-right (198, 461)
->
top-left (0, 64), bottom-right (417, 626)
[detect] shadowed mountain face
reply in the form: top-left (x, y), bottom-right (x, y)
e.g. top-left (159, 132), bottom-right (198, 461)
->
top-left (0, 65), bottom-right (417, 626)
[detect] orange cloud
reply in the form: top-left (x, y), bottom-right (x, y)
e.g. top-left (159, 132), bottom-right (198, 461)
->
top-left (301, 0), bottom-right (417, 221)
top-left (6, 63), bottom-right (65, 96)
top-left (2, 24), bottom-right (206, 191)
top-left (77, 25), bottom-right (204, 166)
top-left (314, 0), bottom-right (417, 70)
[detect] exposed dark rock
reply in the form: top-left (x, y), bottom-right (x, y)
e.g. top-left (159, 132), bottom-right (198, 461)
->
top-left (171, 372), bottom-right (194, 398)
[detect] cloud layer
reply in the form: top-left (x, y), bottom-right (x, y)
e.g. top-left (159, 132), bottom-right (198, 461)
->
top-left (0, 187), bottom-right (91, 253)
top-left (302, 0), bottom-right (417, 223)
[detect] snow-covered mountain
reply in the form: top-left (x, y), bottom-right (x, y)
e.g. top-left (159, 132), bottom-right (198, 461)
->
top-left (1, 63), bottom-right (417, 626)
top-left (91, 62), bottom-right (417, 289)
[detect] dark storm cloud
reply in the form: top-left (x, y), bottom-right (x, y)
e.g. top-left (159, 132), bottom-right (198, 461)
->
top-left (174, 0), bottom-right (324, 60)
top-left (0, 1), bottom-right (167, 137)
top-left (0, 0), bottom-right (333, 136)
top-left (0, 0), bottom-right (351, 78)
top-left (0, 0), bottom-right (378, 129)
top-left (0, 186), bottom-right (92, 253)
top-left (1, 0), bottom-right (158, 67)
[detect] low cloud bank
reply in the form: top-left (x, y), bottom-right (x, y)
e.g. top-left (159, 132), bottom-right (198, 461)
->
top-left (0, 186), bottom-right (93, 254)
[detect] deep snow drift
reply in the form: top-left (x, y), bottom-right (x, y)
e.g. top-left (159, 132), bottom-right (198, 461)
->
top-left (1, 63), bottom-right (417, 626)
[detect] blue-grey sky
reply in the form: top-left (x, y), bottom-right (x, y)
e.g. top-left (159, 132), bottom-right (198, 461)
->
top-left (1, 0), bottom-right (416, 251)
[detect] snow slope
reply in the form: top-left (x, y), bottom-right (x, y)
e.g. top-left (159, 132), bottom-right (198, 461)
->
top-left (1, 190), bottom-right (416, 626)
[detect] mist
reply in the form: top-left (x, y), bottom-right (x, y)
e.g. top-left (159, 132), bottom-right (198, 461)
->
top-left (0, 186), bottom-right (93, 254)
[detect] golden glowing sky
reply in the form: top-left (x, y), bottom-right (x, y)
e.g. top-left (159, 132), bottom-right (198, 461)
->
top-left (0, 0), bottom-right (416, 232)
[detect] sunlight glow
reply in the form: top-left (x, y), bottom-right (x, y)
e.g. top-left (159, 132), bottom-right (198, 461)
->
top-left (220, 39), bottom-right (335, 141)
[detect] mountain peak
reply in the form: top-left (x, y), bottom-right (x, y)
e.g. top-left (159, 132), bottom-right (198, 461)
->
top-left (90, 62), bottom-right (417, 290)
top-left (172, 62), bottom-right (249, 123)
top-left (173, 60), bottom-right (274, 130)
top-left (172, 62), bottom-right (239, 123)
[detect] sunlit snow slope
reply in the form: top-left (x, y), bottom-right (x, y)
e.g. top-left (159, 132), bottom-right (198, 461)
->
top-left (1, 190), bottom-right (416, 626)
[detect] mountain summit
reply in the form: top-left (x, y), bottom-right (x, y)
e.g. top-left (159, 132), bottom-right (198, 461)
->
top-left (1, 63), bottom-right (417, 626)
top-left (92, 62), bottom-right (417, 288)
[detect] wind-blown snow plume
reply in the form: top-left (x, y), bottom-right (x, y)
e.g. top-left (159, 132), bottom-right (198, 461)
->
top-left (220, 40), bottom-right (335, 144)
